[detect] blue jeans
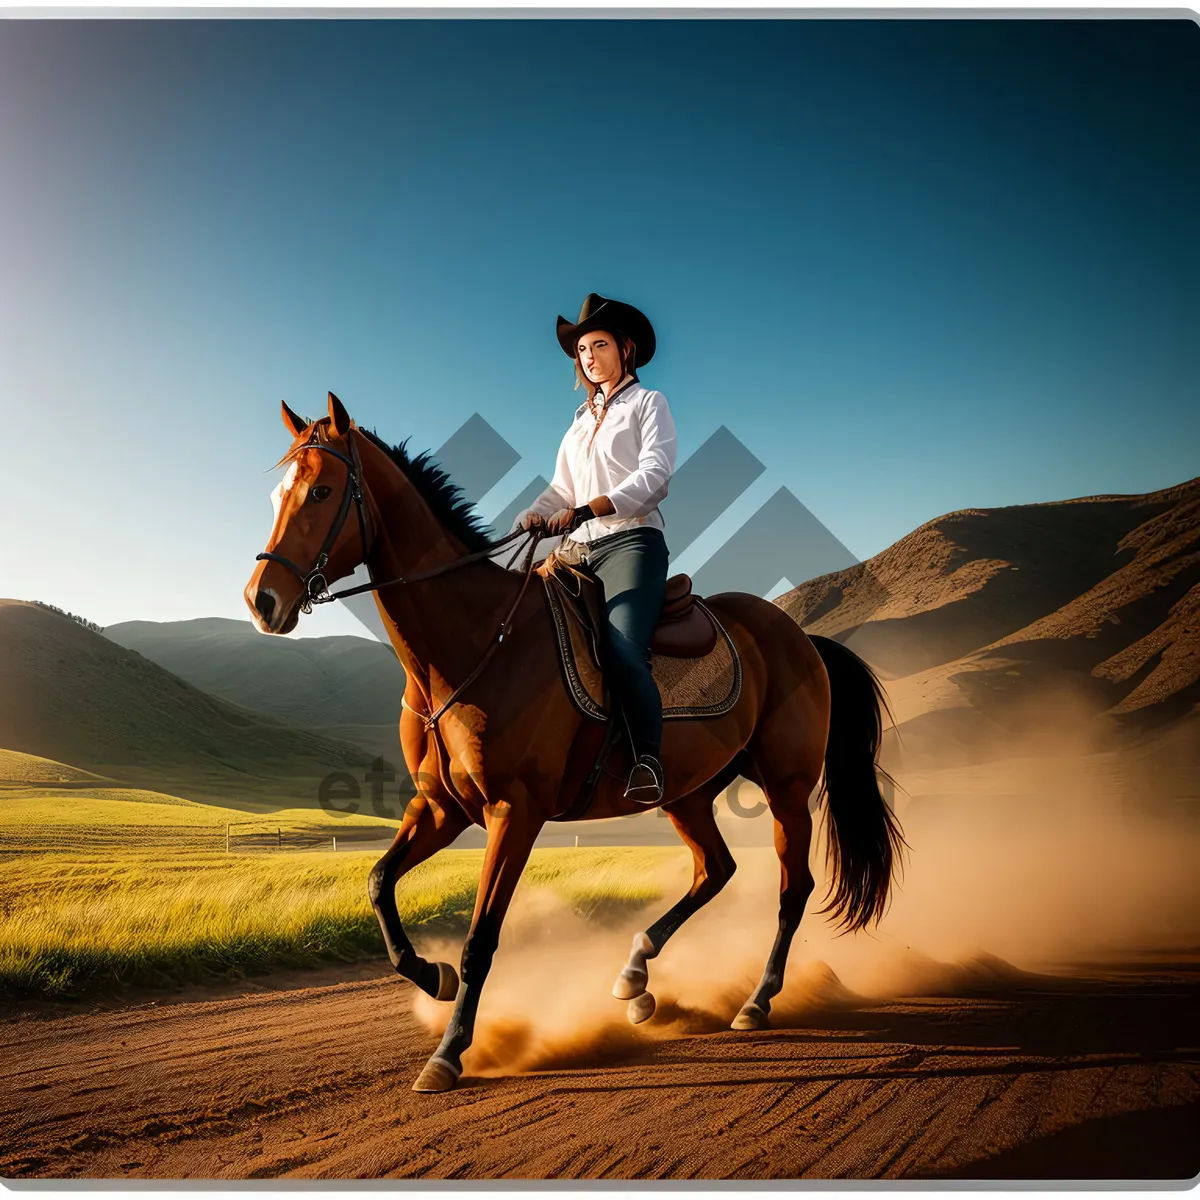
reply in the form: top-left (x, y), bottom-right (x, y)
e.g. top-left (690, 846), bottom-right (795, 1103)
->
top-left (582, 527), bottom-right (669, 761)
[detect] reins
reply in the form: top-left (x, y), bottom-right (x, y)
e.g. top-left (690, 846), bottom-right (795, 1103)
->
top-left (398, 525), bottom-right (543, 734)
top-left (318, 524), bottom-right (535, 605)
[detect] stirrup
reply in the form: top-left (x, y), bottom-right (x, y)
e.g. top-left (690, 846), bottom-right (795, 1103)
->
top-left (624, 755), bottom-right (665, 805)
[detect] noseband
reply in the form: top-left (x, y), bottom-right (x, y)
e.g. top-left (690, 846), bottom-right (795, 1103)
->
top-left (255, 432), bottom-right (374, 614)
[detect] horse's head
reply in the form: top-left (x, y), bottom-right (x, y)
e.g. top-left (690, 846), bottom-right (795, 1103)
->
top-left (244, 391), bottom-right (374, 635)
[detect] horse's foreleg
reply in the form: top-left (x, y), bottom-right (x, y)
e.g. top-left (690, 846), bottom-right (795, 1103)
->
top-left (368, 793), bottom-right (471, 1000)
top-left (612, 780), bottom-right (736, 1023)
top-left (412, 800), bottom-right (539, 1093)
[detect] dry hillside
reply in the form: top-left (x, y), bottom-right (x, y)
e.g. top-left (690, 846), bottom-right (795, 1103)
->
top-left (775, 477), bottom-right (1200, 770)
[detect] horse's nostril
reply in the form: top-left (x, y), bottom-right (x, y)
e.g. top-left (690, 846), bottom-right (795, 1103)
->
top-left (255, 591), bottom-right (276, 622)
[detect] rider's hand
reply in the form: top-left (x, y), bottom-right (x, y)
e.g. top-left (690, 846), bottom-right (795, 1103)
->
top-left (518, 510), bottom-right (546, 532)
top-left (545, 507), bottom-right (576, 534)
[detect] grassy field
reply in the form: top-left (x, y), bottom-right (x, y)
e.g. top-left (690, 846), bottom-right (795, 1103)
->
top-left (0, 758), bottom-right (675, 1000)
top-left (0, 794), bottom-right (402, 829)
top-left (0, 846), bottom-right (679, 1001)
top-left (0, 748), bottom-right (406, 835)
top-left (0, 750), bottom-right (682, 1001)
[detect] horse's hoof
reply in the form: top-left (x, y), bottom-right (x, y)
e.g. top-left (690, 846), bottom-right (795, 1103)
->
top-left (612, 966), bottom-right (648, 1000)
top-left (412, 1056), bottom-right (461, 1093)
top-left (731, 1003), bottom-right (770, 1031)
top-left (434, 961), bottom-right (459, 1002)
top-left (628, 991), bottom-right (656, 1024)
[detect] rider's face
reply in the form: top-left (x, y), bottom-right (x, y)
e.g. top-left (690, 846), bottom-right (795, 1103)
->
top-left (577, 330), bottom-right (623, 386)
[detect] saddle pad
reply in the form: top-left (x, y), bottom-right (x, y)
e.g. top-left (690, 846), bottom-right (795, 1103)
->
top-left (541, 575), bottom-right (742, 721)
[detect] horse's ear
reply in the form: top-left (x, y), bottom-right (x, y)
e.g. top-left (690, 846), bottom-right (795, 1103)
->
top-left (328, 391), bottom-right (352, 437)
top-left (281, 400), bottom-right (308, 438)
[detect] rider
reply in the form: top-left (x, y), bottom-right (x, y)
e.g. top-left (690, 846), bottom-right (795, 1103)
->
top-left (513, 293), bottom-right (677, 806)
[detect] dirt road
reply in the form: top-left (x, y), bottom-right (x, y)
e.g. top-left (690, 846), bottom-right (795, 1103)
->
top-left (2, 957), bottom-right (1198, 1181)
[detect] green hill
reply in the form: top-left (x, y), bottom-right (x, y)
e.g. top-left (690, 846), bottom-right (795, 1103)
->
top-left (0, 748), bottom-right (111, 787)
top-left (104, 616), bottom-right (405, 764)
top-left (0, 601), bottom-right (386, 808)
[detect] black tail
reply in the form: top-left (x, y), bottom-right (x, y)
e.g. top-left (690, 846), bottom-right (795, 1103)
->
top-left (809, 635), bottom-right (908, 933)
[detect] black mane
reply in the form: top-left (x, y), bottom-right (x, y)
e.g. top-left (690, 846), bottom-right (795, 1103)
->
top-left (357, 427), bottom-right (494, 554)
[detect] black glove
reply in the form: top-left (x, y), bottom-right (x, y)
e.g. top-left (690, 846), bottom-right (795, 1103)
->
top-left (568, 504), bottom-right (595, 531)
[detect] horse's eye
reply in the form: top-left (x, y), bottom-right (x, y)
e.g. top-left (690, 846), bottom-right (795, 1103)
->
top-left (310, 485), bottom-right (333, 503)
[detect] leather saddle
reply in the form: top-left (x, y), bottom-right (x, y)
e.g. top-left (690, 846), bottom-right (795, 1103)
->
top-left (535, 539), bottom-right (742, 821)
top-left (535, 541), bottom-right (717, 658)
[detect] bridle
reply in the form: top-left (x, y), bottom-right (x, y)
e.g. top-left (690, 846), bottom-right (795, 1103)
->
top-left (255, 431), bottom-right (374, 614)
top-left (254, 425), bottom-right (548, 735)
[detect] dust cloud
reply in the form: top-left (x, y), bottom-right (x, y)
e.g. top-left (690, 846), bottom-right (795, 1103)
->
top-left (410, 709), bottom-right (1200, 1078)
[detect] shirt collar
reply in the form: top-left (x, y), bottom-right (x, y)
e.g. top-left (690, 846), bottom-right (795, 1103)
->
top-left (575, 375), bottom-right (640, 419)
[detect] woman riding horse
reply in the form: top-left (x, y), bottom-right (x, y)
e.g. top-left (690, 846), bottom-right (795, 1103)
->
top-left (513, 292), bottom-right (675, 806)
top-left (244, 367), bottom-right (906, 1094)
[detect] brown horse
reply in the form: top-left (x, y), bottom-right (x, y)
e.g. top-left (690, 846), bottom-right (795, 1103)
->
top-left (244, 393), bottom-right (906, 1094)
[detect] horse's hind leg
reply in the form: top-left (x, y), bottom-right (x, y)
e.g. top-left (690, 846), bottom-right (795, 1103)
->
top-left (368, 793), bottom-right (471, 1001)
top-left (612, 771), bottom-right (738, 1024)
top-left (732, 760), bottom-right (818, 1031)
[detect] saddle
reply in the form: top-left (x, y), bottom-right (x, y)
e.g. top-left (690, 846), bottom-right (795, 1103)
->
top-left (537, 538), bottom-right (717, 657)
top-left (535, 540), bottom-right (742, 724)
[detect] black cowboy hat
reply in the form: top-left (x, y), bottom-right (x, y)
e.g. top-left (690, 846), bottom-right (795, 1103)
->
top-left (556, 292), bottom-right (656, 367)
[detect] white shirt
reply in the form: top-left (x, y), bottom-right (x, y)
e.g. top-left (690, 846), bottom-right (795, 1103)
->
top-left (512, 378), bottom-right (678, 545)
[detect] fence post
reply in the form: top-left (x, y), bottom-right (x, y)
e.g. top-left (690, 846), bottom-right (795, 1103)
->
top-left (277, 826), bottom-right (282, 851)
top-left (332, 836), bottom-right (337, 854)
top-left (225, 823), bottom-right (230, 854)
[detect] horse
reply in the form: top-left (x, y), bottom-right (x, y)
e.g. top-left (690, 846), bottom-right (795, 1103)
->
top-left (244, 392), bottom-right (907, 1094)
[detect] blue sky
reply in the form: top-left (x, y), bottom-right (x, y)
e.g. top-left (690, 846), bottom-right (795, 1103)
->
top-left (1, 17), bottom-right (1196, 638)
